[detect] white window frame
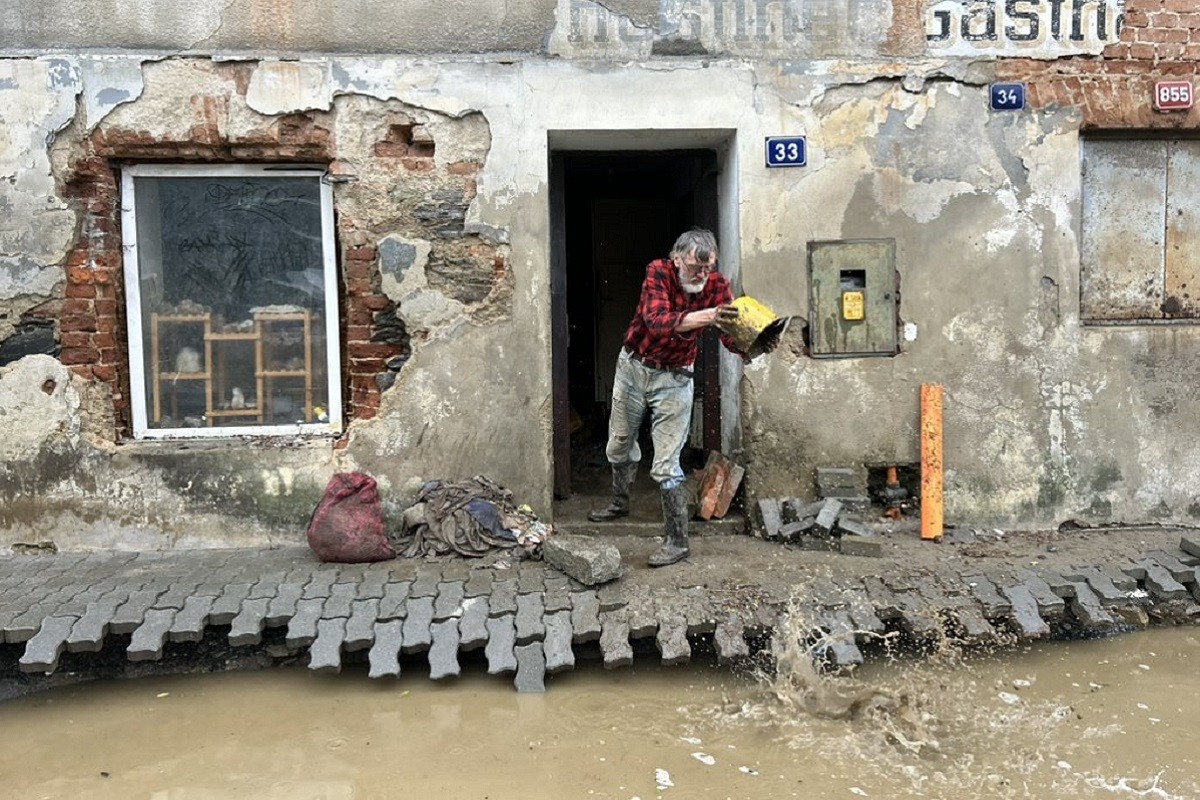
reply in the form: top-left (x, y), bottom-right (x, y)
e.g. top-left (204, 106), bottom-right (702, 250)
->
top-left (121, 163), bottom-right (343, 440)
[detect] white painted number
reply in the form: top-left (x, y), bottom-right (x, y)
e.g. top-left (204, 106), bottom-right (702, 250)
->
top-left (1158, 84), bottom-right (1191, 104)
top-left (997, 88), bottom-right (1018, 106)
top-left (773, 142), bottom-right (800, 162)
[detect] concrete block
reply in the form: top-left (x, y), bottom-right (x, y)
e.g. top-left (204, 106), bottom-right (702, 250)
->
top-left (344, 599), bottom-right (380, 651)
top-left (514, 642), bottom-right (546, 693)
top-left (321, 583), bottom-right (357, 619)
top-left (713, 614), bottom-right (749, 664)
top-left (1180, 535), bottom-right (1200, 560)
top-left (308, 618), bottom-right (346, 673)
top-left (168, 595), bottom-right (214, 643)
top-left (515, 593), bottom-right (546, 644)
top-left (598, 609), bottom-right (633, 669)
top-left (19, 615), bottom-right (78, 673)
top-left (654, 614), bottom-right (690, 666)
top-left (758, 498), bottom-right (784, 538)
top-left (489, 580), bottom-right (518, 617)
top-left (839, 535), bottom-right (882, 558)
top-left (778, 519), bottom-right (815, 541)
top-left (458, 596), bottom-right (490, 650)
top-left (401, 596), bottom-right (434, 653)
top-left (428, 619), bottom-right (461, 680)
top-left (814, 498), bottom-right (843, 533)
top-left (409, 569), bottom-right (442, 598)
top-left (228, 598), bottom-right (270, 646)
top-left (66, 596), bottom-right (123, 653)
top-left (433, 581), bottom-right (465, 620)
top-left (286, 598), bottom-right (324, 649)
top-left (543, 577), bottom-right (572, 612)
top-left (485, 614), bottom-right (517, 674)
top-left (543, 536), bottom-right (622, 586)
top-left (834, 515), bottom-right (871, 538)
top-left (1001, 584), bottom-right (1050, 639)
top-left (368, 620), bottom-right (404, 678)
top-left (464, 570), bottom-right (493, 597)
top-left (517, 567), bottom-right (546, 594)
top-left (1067, 582), bottom-right (1116, 630)
top-left (543, 610), bottom-right (575, 674)
top-left (264, 584), bottom-right (304, 627)
top-left (569, 591), bottom-right (601, 643)
top-left (128, 608), bottom-right (177, 662)
top-left (377, 580), bottom-right (411, 621)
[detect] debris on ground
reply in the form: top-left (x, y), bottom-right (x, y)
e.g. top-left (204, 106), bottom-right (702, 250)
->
top-left (542, 535), bottom-right (622, 585)
top-left (307, 472), bottom-right (396, 563)
top-left (690, 451), bottom-right (745, 520)
top-left (756, 496), bottom-right (882, 557)
top-left (392, 475), bottom-right (551, 559)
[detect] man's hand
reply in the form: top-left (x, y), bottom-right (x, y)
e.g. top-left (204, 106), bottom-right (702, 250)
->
top-left (715, 304), bottom-right (739, 331)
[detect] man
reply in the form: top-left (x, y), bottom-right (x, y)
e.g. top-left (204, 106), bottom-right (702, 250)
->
top-left (589, 228), bottom-right (768, 566)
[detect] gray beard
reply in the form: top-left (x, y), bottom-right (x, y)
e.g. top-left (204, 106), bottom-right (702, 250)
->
top-left (678, 266), bottom-right (706, 295)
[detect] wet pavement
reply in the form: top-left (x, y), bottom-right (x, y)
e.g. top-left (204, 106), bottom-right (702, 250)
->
top-left (2, 525), bottom-right (1199, 700)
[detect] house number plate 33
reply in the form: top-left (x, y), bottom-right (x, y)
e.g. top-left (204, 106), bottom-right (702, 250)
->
top-left (765, 136), bottom-right (807, 168)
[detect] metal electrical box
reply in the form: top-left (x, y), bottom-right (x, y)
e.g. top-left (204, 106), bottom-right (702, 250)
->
top-left (807, 239), bottom-right (897, 357)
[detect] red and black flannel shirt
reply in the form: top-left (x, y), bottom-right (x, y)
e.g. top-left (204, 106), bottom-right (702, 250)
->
top-left (622, 258), bottom-right (742, 369)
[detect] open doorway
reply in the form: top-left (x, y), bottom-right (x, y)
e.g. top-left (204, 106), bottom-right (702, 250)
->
top-left (550, 150), bottom-right (722, 500)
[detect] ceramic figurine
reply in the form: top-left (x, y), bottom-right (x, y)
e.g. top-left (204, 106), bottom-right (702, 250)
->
top-left (175, 347), bottom-right (201, 374)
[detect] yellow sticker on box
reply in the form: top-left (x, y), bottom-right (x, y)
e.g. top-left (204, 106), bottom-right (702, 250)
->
top-left (842, 290), bottom-right (865, 321)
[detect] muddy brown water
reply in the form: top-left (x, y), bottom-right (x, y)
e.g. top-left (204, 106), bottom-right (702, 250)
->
top-left (1, 628), bottom-right (1196, 800)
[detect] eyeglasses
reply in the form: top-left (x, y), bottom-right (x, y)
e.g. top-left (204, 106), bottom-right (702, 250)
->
top-left (680, 258), bottom-right (717, 274)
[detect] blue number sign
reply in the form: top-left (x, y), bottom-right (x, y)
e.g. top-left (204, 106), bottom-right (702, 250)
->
top-left (765, 136), bottom-right (806, 168)
top-left (989, 83), bottom-right (1026, 111)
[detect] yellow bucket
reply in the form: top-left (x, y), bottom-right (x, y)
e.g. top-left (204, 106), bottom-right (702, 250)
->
top-left (724, 296), bottom-right (790, 358)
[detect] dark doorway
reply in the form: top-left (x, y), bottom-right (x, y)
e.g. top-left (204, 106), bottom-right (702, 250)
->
top-left (550, 150), bottom-right (721, 499)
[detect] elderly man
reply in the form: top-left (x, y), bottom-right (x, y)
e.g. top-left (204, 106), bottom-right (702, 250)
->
top-left (589, 228), bottom-right (763, 566)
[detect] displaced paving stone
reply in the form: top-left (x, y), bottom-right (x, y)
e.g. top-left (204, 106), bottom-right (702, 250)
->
top-left (841, 584), bottom-right (886, 637)
top-left (778, 519), bottom-right (816, 541)
top-left (309, 618), bottom-right (346, 673)
top-left (434, 581), bottom-right (466, 620)
top-left (428, 620), bottom-right (461, 680)
top-left (402, 596), bottom-right (435, 653)
top-left (485, 615), bottom-right (518, 675)
top-left (1180, 535), bottom-right (1200, 561)
top-left (369, 620), bottom-right (405, 679)
top-left (515, 593), bottom-right (546, 645)
top-left (570, 591), bottom-right (602, 643)
top-left (714, 613), bottom-right (749, 664)
top-left (377, 581), bottom-right (412, 621)
top-left (599, 609), bottom-right (633, 669)
top-left (758, 498), bottom-right (784, 538)
top-left (19, 615), bottom-right (78, 674)
top-left (1146, 551), bottom-right (1195, 583)
top-left (207, 584), bottom-right (252, 626)
top-left (66, 594), bottom-right (125, 653)
top-left (820, 609), bottom-right (863, 667)
top-left (543, 611), bottom-right (575, 674)
top-left (1062, 566), bottom-right (1127, 605)
top-left (458, 596), bottom-right (490, 650)
top-left (128, 609), bottom-right (177, 662)
top-left (1014, 572), bottom-right (1066, 618)
top-left (344, 599), bottom-right (380, 651)
top-left (814, 498), bottom-right (843, 534)
top-left (286, 598), bottom-right (325, 649)
top-left (1067, 582), bottom-right (1116, 630)
top-left (169, 595), bottom-right (214, 643)
top-left (489, 580), bottom-right (518, 617)
top-left (839, 534), bottom-right (882, 558)
top-left (514, 642), bottom-right (546, 693)
top-left (228, 598), bottom-right (270, 647)
top-left (960, 574), bottom-right (1011, 618)
top-left (107, 589), bottom-right (166, 635)
top-left (679, 587), bottom-right (716, 636)
top-left (464, 570), bottom-right (493, 598)
top-left (543, 577), bottom-right (572, 612)
top-left (265, 584), bottom-right (304, 627)
top-left (655, 612), bottom-right (690, 666)
top-left (543, 536), bottom-right (622, 586)
top-left (1034, 568), bottom-right (1075, 599)
top-left (1001, 584), bottom-right (1050, 639)
top-left (1133, 561), bottom-right (1189, 600)
top-left (943, 595), bottom-right (996, 642)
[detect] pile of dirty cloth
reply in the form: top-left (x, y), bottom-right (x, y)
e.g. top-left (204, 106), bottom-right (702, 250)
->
top-left (392, 475), bottom-right (552, 558)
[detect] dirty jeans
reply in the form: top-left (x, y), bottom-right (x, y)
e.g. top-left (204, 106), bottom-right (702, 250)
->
top-left (604, 348), bottom-right (693, 490)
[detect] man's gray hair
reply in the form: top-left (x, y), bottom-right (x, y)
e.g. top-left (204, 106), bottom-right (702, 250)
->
top-left (670, 228), bottom-right (718, 264)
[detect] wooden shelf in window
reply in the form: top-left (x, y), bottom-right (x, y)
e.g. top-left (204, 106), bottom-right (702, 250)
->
top-left (258, 369), bottom-right (308, 378)
top-left (206, 332), bottom-right (259, 342)
top-left (206, 408), bottom-right (263, 418)
top-left (162, 372), bottom-right (211, 381)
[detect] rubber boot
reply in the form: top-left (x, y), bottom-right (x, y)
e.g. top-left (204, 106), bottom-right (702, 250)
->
top-left (588, 462), bottom-right (638, 522)
top-left (648, 485), bottom-right (690, 567)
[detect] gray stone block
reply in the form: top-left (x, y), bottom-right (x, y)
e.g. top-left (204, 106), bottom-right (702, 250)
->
top-left (714, 614), bottom-right (749, 664)
top-left (757, 498), bottom-right (784, 538)
top-left (515, 593), bottom-right (546, 644)
top-left (459, 596), bottom-right (490, 651)
top-left (599, 609), bottom-right (633, 669)
top-left (207, 584), bottom-right (252, 626)
top-left (485, 615), bottom-right (517, 674)
top-left (655, 613), bottom-right (690, 666)
top-left (247, 572), bottom-right (284, 601)
top-left (569, 591), bottom-right (601, 643)
top-left (357, 569), bottom-right (389, 600)
top-left (110, 589), bottom-right (165, 634)
top-left (814, 498), bottom-right (843, 533)
top-left (626, 588), bottom-right (658, 640)
top-left (368, 620), bottom-right (404, 678)
top-left (839, 534), bottom-right (882, 558)
top-left (543, 611), bottom-right (575, 674)
top-left (464, 570), bottom-right (493, 598)
top-left (514, 642), bottom-right (546, 693)
top-left (778, 519), bottom-right (815, 541)
top-left (286, 598), bottom-right (325, 649)
top-left (378, 581), bottom-right (411, 621)
top-left (309, 618), bottom-right (346, 673)
top-left (543, 535), bottom-right (623, 587)
top-left (433, 581), bottom-right (465, 620)
top-left (265, 584), bottom-right (304, 627)
top-left (1067, 581), bottom-right (1116, 630)
top-left (402, 596), bottom-right (434, 653)
top-left (128, 608), bottom-right (177, 661)
top-left (228, 598), bottom-right (270, 646)
top-left (344, 599), bottom-right (380, 651)
top-left (409, 569), bottom-right (442, 598)
top-left (835, 515), bottom-right (871, 538)
top-left (321, 583), bottom-right (358, 619)
top-left (489, 580), bottom-right (518, 617)
top-left (66, 595), bottom-right (124, 653)
top-left (961, 574), bottom-right (1011, 618)
top-left (1181, 535), bottom-right (1200, 560)
top-left (595, 582), bottom-right (626, 612)
top-left (428, 619), bottom-right (461, 680)
top-left (19, 615), bottom-right (78, 674)
top-left (301, 569), bottom-right (338, 599)
top-left (517, 567), bottom-right (546, 594)
top-left (819, 609), bottom-right (863, 667)
top-left (1134, 560), bottom-right (1189, 600)
top-left (543, 577), bottom-right (572, 612)
top-left (169, 595), bottom-right (214, 643)
top-left (1001, 584), bottom-right (1050, 639)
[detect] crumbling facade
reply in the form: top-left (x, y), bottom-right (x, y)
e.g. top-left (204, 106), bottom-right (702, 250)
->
top-left (1, 0), bottom-right (1197, 550)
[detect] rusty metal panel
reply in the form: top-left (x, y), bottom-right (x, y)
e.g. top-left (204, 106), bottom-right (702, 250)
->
top-left (808, 239), bottom-right (896, 357)
top-left (1165, 140), bottom-right (1200, 318)
top-left (1081, 140), bottom-right (1167, 321)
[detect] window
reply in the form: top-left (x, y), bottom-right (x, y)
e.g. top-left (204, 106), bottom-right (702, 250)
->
top-left (1081, 138), bottom-right (1200, 322)
top-left (121, 165), bottom-right (342, 438)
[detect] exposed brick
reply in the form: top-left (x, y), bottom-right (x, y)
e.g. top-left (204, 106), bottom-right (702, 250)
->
top-left (61, 315), bottom-right (98, 334)
top-left (1156, 43), bottom-right (1187, 58)
top-left (401, 157), bottom-right (435, 172)
top-left (1182, 13), bottom-right (1200, 28)
top-left (361, 295), bottom-right (390, 311)
top-left (60, 346), bottom-right (101, 364)
top-left (92, 365), bottom-right (116, 382)
top-left (64, 282), bottom-right (97, 299)
top-left (1130, 42), bottom-right (1157, 59)
top-left (346, 246), bottom-right (377, 262)
top-left (345, 325), bottom-right (371, 342)
top-left (447, 161), bottom-right (481, 175)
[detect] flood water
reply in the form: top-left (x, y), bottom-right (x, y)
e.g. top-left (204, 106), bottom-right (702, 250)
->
top-left (1, 627), bottom-right (1197, 799)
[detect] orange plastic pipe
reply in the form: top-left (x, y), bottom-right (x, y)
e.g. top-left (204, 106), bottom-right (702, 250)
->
top-left (920, 383), bottom-right (944, 541)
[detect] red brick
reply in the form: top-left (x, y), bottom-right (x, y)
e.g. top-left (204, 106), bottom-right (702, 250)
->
top-left (345, 245), bottom-right (377, 261)
top-left (60, 345), bottom-right (101, 364)
top-left (345, 324), bottom-right (372, 343)
top-left (1123, 9), bottom-right (1149, 27)
top-left (1157, 42), bottom-right (1187, 57)
top-left (1130, 42), bottom-right (1157, 59)
top-left (91, 364), bottom-right (116, 382)
top-left (447, 161), bottom-right (481, 175)
top-left (64, 282), bottom-right (97, 299)
top-left (1165, 0), bottom-right (1194, 12)
top-left (94, 299), bottom-right (118, 317)
top-left (61, 331), bottom-right (94, 348)
top-left (94, 332), bottom-right (117, 349)
top-left (348, 343), bottom-right (400, 360)
top-left (1162, 28), bottom-right (1190, 44)
top-left (61, 314), bottom-right (98, 333)
top-left (345, 306), bottom-right (374, 326)
top-left (1182, 12), bottom-right (1200, 27)
top-left (401, 157), bottom-right (434, 172)
top-left (361, 295), bottom-right (390, 311)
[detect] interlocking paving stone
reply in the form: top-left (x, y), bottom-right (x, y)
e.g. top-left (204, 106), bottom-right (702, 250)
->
top-left (6, 588), bottom-right (76, 643)
top-left (433, 581), bottom-right (466, 621)
top-left (569, 591), bottom-right (602, 643)
top-left (1001, 584), bottom-right (1050, 638)
top-left (543, 577), bottom-right (572, 613)
top-left (377, 581), bottom-right (412, 621)
top-left (110, 589), bottom-right (165, 634)
top-left (207, 583), bottom-right (252, 626)
top-left (1100, 564), bottom-right (1139, 592)
top-left (302, 569), bottom-right (339, 599)
top-left (1133, 561), bottom-right (1189, 600)
top-left (860, 576), bottom-right (902, 620)
top-left (596, 582), bottom-right (626, 613)
top-left (265, 584), bottom-right (304, 627)
top-left (368, 620), bottom-right (404, 678)
top-left (489, 580), bottom-right (518, 617)
top-left (1014, 571), bottom-right (1066, 617)
top-left (169, 595), bottom-right (214, 643)
top-left (1067, 581), bottom-right (1116, 629)
top-left (1034, 568), bottom-right (1075, 599)
top-left (680, 586), bottom-right (716, 635)
top-left (943, 595), bottom-right (996, 642)
top-left (655, 612), bottom-right (690, 666)
top-left (1181, 535), bottom-right (1200, 561)
top-left (66, 594), bottom-right (125, 652)
top-left (409, 569), bottom-right (442, 598)
top-left (820, 609), bottom-right (864, 667)
top-left (485, 615), bottom-right (518, 675)
top-left (286, 598), bottom-right (325, 649)
top-left (19, 615), bottom-right (79, 673)
top-left (344, 600), bottom-right (380, 652)
top-left (357, 569), bottom-right (389, 600)
top-left (309, 618), bottom-right (346, 673)
top-left (961, 574), bottom-right (1011, 618)
top-left (514, 642), bottom-right (546, 693)
top-left (321, 583), bottom-right (358, 619)
top-left (441, 561), bottom-right (472, 582)
top-left (599, 609), bottom-right (633, 669)
top-left (714, 613), bottom-right (750, 664)
top-left (543, 611), bottom-right (575, 674)
top-left (402, 596), bottom-right (435, 653)
top-left (428, 620), bottom-right (461, 680)
top-left (517, 567), bottom-right (546, 594)
top-left (150, 582), bottom-right (199, 611)
top-left (128, 609), bottom-right (177, 661)
top-left (1062, 567), bottom-right (1127, 605)
top-left (842, 584), bottom-right (887, 637)
top-left (1146, 551), bottom-right (1194, 583)
top-left (228, 598), bottom-right (270, 646)
top-left (247, 572), bottom-right (284, 601)
top-left (459, 597), bottom-right (490, 651)
top-left (626, 588), bottom-right (658, 640)
top-left (515, 593), bottom-right (546, 645)
top-left (889, 589), bottom-right (940, 639)
top-left (464, 570), bottom-right (493, 598)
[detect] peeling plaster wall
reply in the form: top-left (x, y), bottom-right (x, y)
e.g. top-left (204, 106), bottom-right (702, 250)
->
top-left (2, 0), bottom-right (1197, 550)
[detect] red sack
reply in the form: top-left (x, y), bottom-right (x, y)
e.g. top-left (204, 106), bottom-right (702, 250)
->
top-left (307, 472), bottom-right (396, 563)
